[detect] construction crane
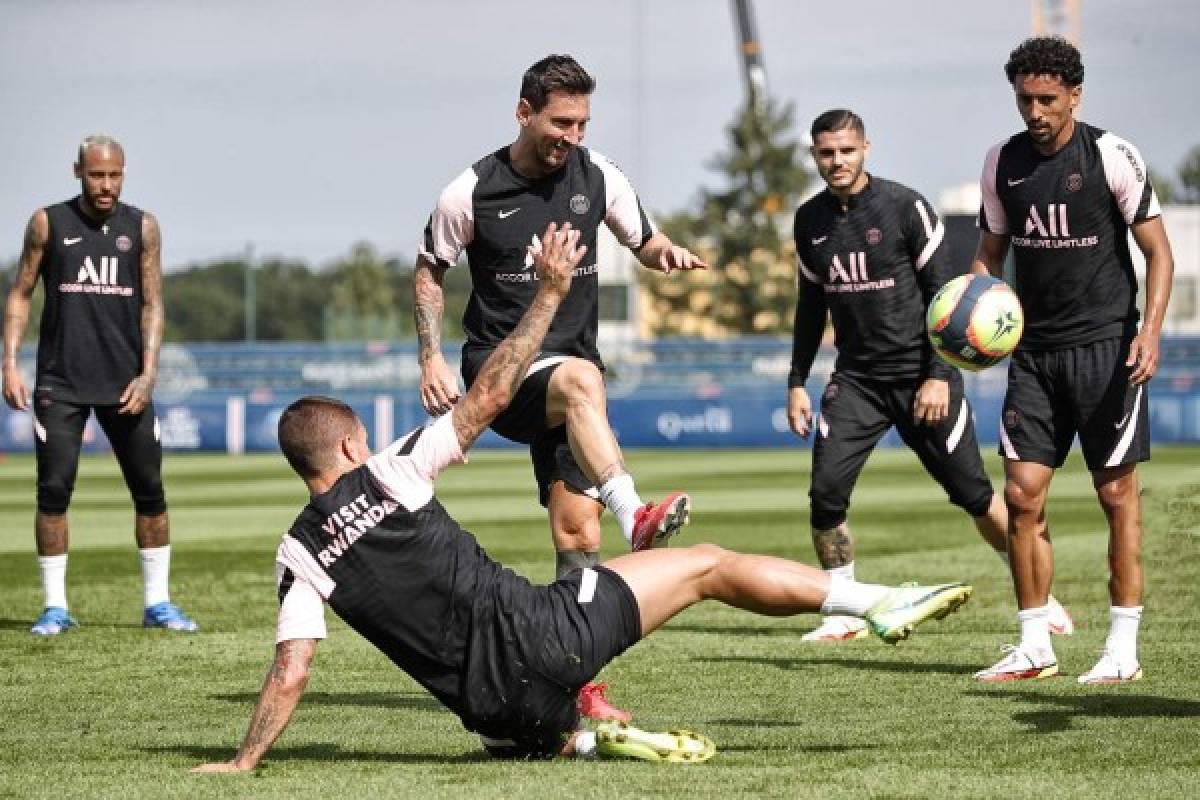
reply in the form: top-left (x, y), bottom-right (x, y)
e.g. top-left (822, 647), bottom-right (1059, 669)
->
top-left (1032, 0), bottom-right (1082, 43)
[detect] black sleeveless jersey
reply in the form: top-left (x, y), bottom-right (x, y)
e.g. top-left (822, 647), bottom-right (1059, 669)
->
top-left (274, 414), bottom-right (546, 736)
top-left (419, 146), bottom-right (655, 368)
top-left (978, 122), bottom-right (1160, 350)
top-left (790, 176), bottom-right (956, 386)
top-left (36, 197), bottom-right (144, 404)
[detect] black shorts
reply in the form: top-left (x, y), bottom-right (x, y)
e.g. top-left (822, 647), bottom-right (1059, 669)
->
top-left (810, 372), bottom-right (994, 530)
top-left (461, 349), bottom-right (597, 507)
top-left (33, 392), bottom-right (166, 515)
top-left (1000, 337), bottom-right (1150, 470)
top-left (474, 566), bottom-right (641, 758)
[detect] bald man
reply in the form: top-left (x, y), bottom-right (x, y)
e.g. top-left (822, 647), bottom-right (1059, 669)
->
top-left (3, 135), bottom-right (197, 636)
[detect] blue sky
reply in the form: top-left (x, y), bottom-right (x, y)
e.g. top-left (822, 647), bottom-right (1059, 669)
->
top-left (2, 0), bottom-right (1196, 268)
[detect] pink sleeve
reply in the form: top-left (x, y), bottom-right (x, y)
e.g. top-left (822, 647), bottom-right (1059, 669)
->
top-left (1097, 133), bottom-right (1162, 225)
top-left (366, 413), bottom-right (465, 509)
top-left (417, 168), bottom-right (477, 267)
top-left (978, 141), bottom-right (1008, 235)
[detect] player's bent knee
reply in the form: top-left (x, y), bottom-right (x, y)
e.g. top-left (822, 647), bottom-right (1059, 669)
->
top-left (1003, 481), bottom-right (1039, 516)
top-left (36, 483), bottom-right (73, 515)
top-left (556, 360), bottom-right (606, 403)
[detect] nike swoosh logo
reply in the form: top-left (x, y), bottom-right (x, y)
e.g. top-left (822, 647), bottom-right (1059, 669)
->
top-left (1007, 177), bottom-right (1028, 186)
top-left (498, 208), bottom-right (521, 219)
top-left (63, 237), bottom-right (82, 246)
top-left (811, 235), bottom-right (828, 245)
top-left (1114, 410), bottom-right (1132, 430)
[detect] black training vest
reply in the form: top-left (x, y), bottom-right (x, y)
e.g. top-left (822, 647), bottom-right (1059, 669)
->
top-left (37, 198), bottom-right (144, 404)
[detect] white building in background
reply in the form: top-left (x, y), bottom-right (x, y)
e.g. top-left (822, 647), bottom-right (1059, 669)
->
top-left (594, 223), bottom-right (641, 351)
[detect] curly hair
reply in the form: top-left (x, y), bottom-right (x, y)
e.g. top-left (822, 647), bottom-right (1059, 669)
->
top-left (1004, 36), bottom-right (1084, 87)
top-left (520, 55), bottom-right (596, 111)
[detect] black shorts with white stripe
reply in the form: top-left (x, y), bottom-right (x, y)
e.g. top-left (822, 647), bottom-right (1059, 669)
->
top-left (999, 336), bottom-right (1150, 470)
top-left (461, 347), bottom-right (598, 507)
top-left (470, 565), bottom-right (641, 758)
top-left (810, 371), bottom-right (993, 530)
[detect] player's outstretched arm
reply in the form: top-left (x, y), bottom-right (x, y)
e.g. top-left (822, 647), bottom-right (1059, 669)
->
top-left (635, 232), bottom-right (709, 274)
top-left (2, 210), bottom-right (48, 412)
top-left (451, 223), bottom-right (584, 451)
top-left (414, 257), bottom-right (462, 415)
top-left (971, 231), bottom-right (1010, 277)
top-left (119, 211), bottom-right (163, 414)
top-left (191, 638), bottom-right (317, 774)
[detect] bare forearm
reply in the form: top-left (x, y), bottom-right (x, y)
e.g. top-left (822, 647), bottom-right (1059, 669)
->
top-left (452, 293), bottom-right (557, 448)
top-left (140, 300), bottom-right (163, 379)
top-left (231, 642), bottom-right (312, 769)
top-left (1141, 254), bottom-right (1174, 334)
top-left (3, 294), bottom-right (30, 364)
top-left (414, 261), bottom-right (447, 364)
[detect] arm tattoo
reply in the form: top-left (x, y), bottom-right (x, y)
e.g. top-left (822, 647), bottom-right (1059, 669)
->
top-left (811, 525), bottom-right (854, 570)
top-left (233, 639), bottom-right (313, 766)
top-left (4, 212), bottom-right (47, 363)
top-left (414, 261), bottom-right (447, 364)
top-left (138, 213), bottom-right (164, 381)
top-left (452, 295), bottom-right (557, 448)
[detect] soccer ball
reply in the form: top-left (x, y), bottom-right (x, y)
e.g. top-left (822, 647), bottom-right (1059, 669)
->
top-left (926, 274), bottom-right (1024, 371)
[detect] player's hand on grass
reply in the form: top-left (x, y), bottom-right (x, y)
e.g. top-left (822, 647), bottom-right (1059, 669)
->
top-left (190, 760), bottom-right (253, 774)
top-left (787, 386), bottom-right (813, 438)
top-left (118, 373), bottom-right (155, 414)
top-left (530, 222), bottom-right (586, 300)
top-left (1126, 329), bottom-right (1160, 385)
top-left (420, 352), bottom-right (462, 416)
top-left (913, 378), bottom-right (949, 425)
top-left (2, 364), bottom-right (28, 411)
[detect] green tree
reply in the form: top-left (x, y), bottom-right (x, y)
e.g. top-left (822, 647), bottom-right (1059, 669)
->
top-left (1148, 167), bottom-right (1176, 205)
top-left (645, 98), bottom-right (811, 337)
top-left (163, 259), bottom-right (247, 341)
top-left (1178, 144), bottom-right (1200, 203)
top-left (323, 242), bottom-right (406, 341)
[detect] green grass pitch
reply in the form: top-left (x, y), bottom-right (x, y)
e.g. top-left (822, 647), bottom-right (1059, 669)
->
top-left (1, 445), bottom-right (1198, 799)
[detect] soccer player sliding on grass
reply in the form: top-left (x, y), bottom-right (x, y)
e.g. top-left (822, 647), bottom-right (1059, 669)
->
top-left (192, 223), bottom-right (972, 768)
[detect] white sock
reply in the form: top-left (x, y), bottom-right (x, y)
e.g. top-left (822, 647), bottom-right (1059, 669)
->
top-left (598, 474), bottom-right (642, 544)
top-left (828, 562), bottom-right (856, 582)
top-left (1017, 605), bottom-right (1052, 654)
top-left (573, 730), bottom-right (598, 759)
top-left (39, 554), bottom-right (68, 610)
top-left (820, 573), bottom-right (889, 616)
top-left (1106, 606), bottom-right (1143, 663)
top-left (139, 545), bottom-right (171, 607)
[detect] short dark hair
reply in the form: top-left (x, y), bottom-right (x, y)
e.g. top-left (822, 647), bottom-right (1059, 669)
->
top-left (277, 395), bottom-right (359, 479)
top-left (520, 55), bottom-right (595, 112)
top-left (1004, 36), bottom-right (1084, 87)
top-left (810, 109), bottom-right (865, 140)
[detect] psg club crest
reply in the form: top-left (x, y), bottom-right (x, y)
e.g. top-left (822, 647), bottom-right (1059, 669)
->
top-left (570, 193), bottom-right (590, 215)
top-left (1004, 409), bottom-right (1019, 430)
top-left (822, 382), bottom-right (839, 404)
top-left (116, 235), bottom-right (133, 252)
top-left (866, 228), bottom-right (883, 246)
top-left (1065, 173), bottom-right (1083, 192)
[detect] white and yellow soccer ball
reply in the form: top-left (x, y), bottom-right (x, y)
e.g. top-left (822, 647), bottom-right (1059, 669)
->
top-left (926, 274), bottom-right (1024, 371)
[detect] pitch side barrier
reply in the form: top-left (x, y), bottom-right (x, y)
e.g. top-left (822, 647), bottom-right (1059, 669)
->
top-left (2, 338), bottom-right (1197, 453)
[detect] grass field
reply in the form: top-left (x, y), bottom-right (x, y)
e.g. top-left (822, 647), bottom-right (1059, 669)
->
top-left (1, 445), bottom-right (1198, 799)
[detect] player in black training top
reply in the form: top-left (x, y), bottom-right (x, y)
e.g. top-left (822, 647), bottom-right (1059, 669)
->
top-left (3, 135), bottom-right (197, 637)
top-left (788, 110), bottom-right (1073, 643)
top-left (971, 37), bottom-right (1174, 685)
top-left (192, 224), bottom-right (973, 770)
top-left (414, 55), bottom-right (706, 721)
